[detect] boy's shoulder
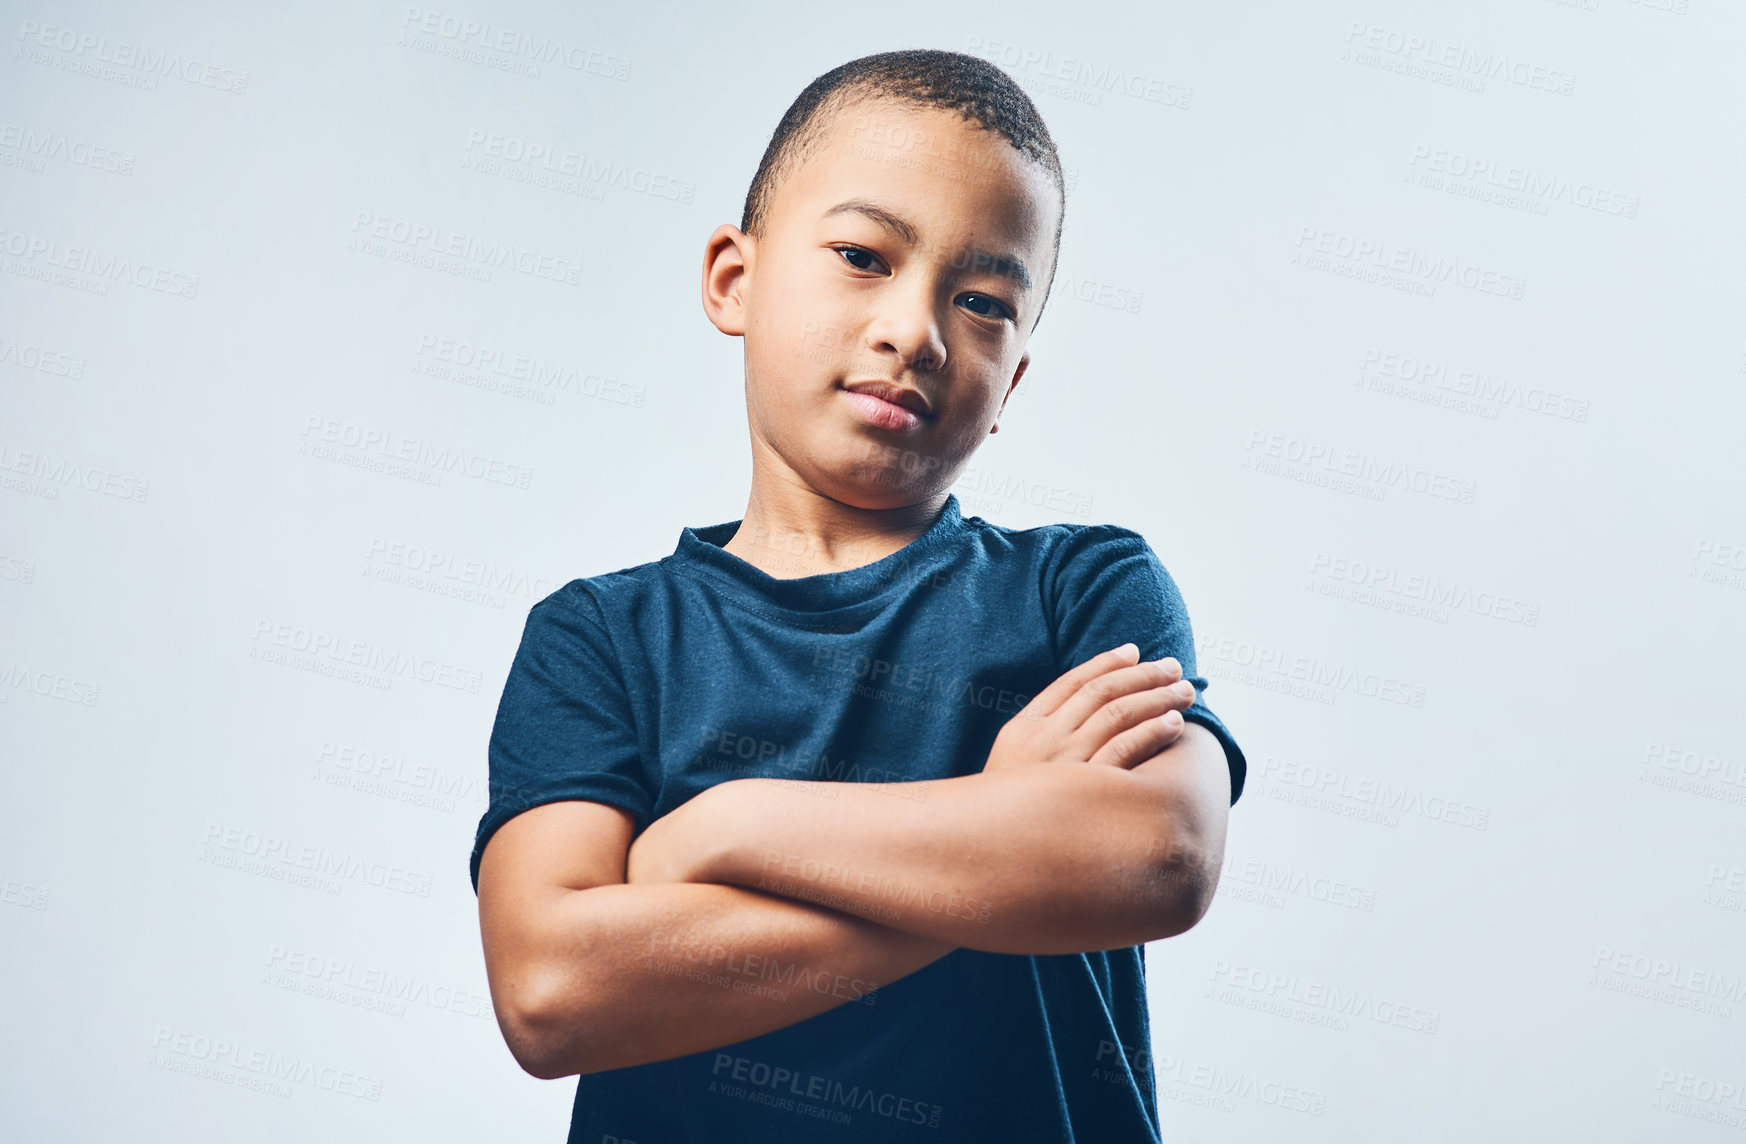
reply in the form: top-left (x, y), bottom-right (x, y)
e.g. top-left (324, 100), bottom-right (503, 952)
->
top-left (969, 512), bottom-right (1148, 544)
top-left (968, 514), bottom-right (1188, 611)
top-left (965, 511), bottom-right (1162, 565)
top-left (526, 554), bottom-right (669, 626)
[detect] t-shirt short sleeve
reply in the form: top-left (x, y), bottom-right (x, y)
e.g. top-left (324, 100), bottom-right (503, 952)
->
top-left (468, 586), bottom-right (653, 893)
top-left (1047, 526), bottom-right (1247, 805)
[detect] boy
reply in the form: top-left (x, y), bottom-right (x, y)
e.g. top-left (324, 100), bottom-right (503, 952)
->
top-left (471, 48), bottom-right (1246, 1143)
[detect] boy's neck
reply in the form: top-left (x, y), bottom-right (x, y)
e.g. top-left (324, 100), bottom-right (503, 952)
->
top-left (719, 486), bottom-right (950, 580)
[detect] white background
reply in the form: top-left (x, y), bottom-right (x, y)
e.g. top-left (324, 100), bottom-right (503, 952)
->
top-left (4, 0), bottom-right (1744, 1139)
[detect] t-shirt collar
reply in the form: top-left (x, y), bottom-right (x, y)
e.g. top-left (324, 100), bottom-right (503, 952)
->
top-left (670, 493), bottom-right (968, 620)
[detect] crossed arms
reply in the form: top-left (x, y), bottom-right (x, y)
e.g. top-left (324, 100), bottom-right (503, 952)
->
top-left (475, 645), bottom-right (1232, 1079)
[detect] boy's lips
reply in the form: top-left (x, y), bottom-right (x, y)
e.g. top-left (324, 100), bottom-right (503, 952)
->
top-left (842, 380), bottom-right (932, 418)
top-left (841, 385), bottom-right (927, 432)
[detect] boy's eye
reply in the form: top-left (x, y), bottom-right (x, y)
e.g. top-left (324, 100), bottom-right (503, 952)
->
top-left (832, 245), bottom-right (1013, 322)
top-left (833, 245), bottom-right (884, 272)
top-left (960, 293), bottom-right (1015, 322)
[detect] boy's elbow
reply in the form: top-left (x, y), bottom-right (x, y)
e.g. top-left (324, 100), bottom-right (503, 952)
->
top-left (506, 1006), bottom-right (614, 1081)
top-left (1132, 865), bottom-right (1215, 941)
top-left (498, 982), bottom-right (571, 1080)
top-left (1160, 862), bottom-right (1219, 936)
top-left (508, 1030), bottom-right (573, 1081)
top-left (499, 966), bottom-right (612, 1080)
top-left (1134, 823), bottom-right (1223, 940)
top-left (1125, 754), bottom-right (1230, 939)
top-left (516, 1044), bottom-right (590, 1083)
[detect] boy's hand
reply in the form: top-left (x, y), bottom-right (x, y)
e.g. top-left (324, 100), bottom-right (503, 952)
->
top-left (983, 644), bottom-right (1196, 774)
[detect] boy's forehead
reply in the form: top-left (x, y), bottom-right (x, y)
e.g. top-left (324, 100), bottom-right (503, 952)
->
top-left (775, 99), bottom-right (1057, 254)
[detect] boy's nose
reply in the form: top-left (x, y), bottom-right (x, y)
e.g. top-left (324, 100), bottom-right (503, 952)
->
top-left (864, 303), bottom-right (946, 374)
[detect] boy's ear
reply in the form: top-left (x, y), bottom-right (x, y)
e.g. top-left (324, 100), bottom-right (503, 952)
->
top-left (702, 224), bottom-right (753, 337)
top-left (989, 352), bottom-right (1031, 435)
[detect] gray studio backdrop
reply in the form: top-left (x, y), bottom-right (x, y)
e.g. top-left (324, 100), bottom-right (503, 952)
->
top-left (4, 0), bottom-right (1744, 1139)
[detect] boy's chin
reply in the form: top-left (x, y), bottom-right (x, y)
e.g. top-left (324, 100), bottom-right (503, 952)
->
top-left (808, 469), bottom-right (937, 511)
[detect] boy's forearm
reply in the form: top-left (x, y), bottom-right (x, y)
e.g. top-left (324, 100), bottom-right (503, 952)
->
top-left (650, 764), bottom-right (1199, 955)
top-left (519, 880), bottom-right (954, 1078)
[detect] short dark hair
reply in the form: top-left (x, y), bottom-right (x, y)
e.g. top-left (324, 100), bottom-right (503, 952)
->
top-left (740, 48), bottom-right (1066, 332)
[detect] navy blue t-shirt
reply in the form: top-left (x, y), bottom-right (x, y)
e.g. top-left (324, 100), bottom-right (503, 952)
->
top-left (470, 494), bottom-right (1245, 1143)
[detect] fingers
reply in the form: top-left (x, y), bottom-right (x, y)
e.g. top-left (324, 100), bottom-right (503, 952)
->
top-left (1086, 707), bottom-right (1188, 770)
top-left (1054, 655), bottom-right (1187, 735)
top-left (1074, 676), bottom-right (1196, 764)
top-left (1013, 642), bottom-right (1142, 721)
top-left (1001, 645), bottom-right (1195, 773)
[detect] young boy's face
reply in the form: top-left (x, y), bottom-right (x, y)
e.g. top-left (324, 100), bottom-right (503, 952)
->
top-left (704, 97), bottom-right (1060, 510)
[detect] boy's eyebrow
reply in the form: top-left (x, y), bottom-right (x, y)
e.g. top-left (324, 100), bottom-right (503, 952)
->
top-left (822, 197), bottom-right (1033, 292)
